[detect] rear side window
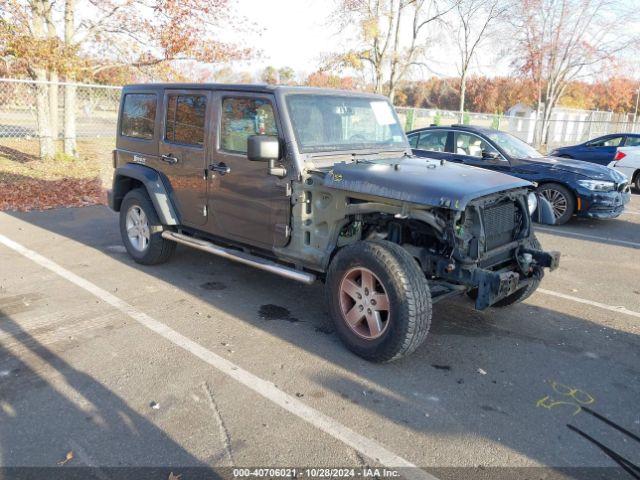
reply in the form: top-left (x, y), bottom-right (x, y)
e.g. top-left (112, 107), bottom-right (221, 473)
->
top-left (625, 136), bottom-right (640, 146)
top-left (220, 97), bottom-right (277, 153)
top-left (165, 94), bottom-right (207, 146)
top-left (588, 136), bottom-right (623, 147)
top-left (417, 130), bottom-right (448, 152)
top-left (121, 94), bottom-right (157, 140)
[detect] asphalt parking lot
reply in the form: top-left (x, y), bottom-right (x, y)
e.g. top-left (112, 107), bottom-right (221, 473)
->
top-left (0, 196), bottom-right (639, 479)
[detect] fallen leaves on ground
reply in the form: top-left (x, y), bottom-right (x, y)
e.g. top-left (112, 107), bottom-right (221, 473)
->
top-left (0, 177), bottom-right (106, 211)
top-left (0, 139), bottom-right (112, 211)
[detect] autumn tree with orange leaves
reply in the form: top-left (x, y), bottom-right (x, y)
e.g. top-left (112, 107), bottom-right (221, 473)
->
top-left (0, 0), bottom-right (250, 159)
top-left (512, 0), bottom-right (637, 146)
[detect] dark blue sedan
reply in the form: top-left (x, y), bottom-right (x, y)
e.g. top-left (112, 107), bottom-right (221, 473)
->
top-left (549, 133), bottom-right (640, 165)
top-left (407, 125), bottom-right (631, 225)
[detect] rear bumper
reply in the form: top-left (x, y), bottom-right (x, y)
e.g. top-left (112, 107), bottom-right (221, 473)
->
top-left (436, 248), bottom-right (560, 310)
top-left (575, 187), bottom-right (631, 219)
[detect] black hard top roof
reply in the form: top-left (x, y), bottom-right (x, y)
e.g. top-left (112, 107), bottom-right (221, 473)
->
top-left (121, 83), bottom-right (387, 99)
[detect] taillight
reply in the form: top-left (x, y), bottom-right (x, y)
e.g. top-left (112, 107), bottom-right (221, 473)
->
top-left (613, 151), bottom-right (626, 161)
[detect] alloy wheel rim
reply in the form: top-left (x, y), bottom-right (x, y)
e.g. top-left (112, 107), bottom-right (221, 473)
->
top-left (125, 205), bottom-right (150, 252)
top-left (540, 188), bottom-right (568, 219)
top-left (339, 267), bottom-right (391, 340)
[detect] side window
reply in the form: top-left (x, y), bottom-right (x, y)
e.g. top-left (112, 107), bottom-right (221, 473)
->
top-left (454, 132), bottom-right (498, 158)
top-left (416, 131), bottom-right (448, 152)
top-left (624, 136), bottom-right (640, 146)
top-left (165, 94), bottom-right (206, 146)
top-left (121, 93), bottom-right (156, 140)
top-left (588, 136), bottom-right (623, 147)
top-left (220, 97), bottom-right (277, 153)
top-left (407, 133), bottom-right (419, 148)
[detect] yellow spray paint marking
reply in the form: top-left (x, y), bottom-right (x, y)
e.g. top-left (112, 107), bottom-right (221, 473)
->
top-left (536, 380), bottom-right (595, 416)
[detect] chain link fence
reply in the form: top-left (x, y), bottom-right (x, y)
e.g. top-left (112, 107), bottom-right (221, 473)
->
top-left (0, 78), bottom-right (120, 189)
top-left (0, 78), bottom-right (121, 139)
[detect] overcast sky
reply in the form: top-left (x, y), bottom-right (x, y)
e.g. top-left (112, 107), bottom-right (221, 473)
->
top-left (228, 0), bottom-right (639, 82)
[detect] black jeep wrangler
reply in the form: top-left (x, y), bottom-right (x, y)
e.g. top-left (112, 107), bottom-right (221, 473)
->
top-left (109, 84), bottom-right (559, 362)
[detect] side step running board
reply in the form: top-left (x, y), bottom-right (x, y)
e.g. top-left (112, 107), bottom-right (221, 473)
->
top-left (161, 231), bottom-right (316, 285)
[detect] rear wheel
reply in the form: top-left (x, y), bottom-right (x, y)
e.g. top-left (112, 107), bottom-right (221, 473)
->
top-left (326, 240), bottom-right (432, 362)
top-left (119, 188), bottom-right (175, 265)
top-left (633, 172), bottom-right (640, 193)
top-left (537, 183), bottom-right (575, 225)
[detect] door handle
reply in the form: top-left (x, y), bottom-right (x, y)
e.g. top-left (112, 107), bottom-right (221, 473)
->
top-left (209, 162), bottom-right (231, 175)
top-left (161, 154), bottom-right (179, 164)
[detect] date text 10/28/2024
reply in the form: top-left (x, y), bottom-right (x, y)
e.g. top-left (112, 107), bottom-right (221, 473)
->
top-left (233, 468), bottom-right (401, 478)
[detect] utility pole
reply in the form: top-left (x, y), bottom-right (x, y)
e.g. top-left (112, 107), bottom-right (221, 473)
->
top-left (634, 87), bottom-right (640, 129)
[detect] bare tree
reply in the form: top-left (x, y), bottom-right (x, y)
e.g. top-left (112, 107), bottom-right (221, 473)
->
top-left (453, 0), bottom-right (508, 122)
top-left (329, 0), bottom-right (457, 101)
top-left (513, 0), bottom-right (636, 146)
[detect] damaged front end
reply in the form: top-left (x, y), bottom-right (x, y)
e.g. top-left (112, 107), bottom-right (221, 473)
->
top-left (402, 188), bottom-right (560, 310)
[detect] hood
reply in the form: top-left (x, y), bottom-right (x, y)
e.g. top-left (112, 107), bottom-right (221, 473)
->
top-left (513, 155), bottom-right (625, 182)
top-left (323, 156), bottom-right (531, 211)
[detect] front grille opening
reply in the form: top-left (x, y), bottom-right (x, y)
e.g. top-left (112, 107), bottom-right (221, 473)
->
top-left (483, 201), bottom-right (517, 250)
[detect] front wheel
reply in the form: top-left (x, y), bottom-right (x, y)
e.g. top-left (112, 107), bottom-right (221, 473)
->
top-left (119, 188), bottom-right (175, 265)
top-left (537, 183), bottom-right (575, 225)
top-left (326, 240), bottom-right (432, 362)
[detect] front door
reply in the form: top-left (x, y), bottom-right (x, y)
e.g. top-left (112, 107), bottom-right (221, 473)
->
top-left (158, 89), bottom-right (212, 226)
top-left (207, 92), bottom-right (290, 250)
top-left (450, 131), bottom-right (511, 173)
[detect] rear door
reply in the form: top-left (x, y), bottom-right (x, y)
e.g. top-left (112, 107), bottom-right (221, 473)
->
top-left (206, 92), bottom-right (290, 250)
top-left (409, 130), bottom-right (451, 161)
top-left (158, 89), bottom-right (212, 226)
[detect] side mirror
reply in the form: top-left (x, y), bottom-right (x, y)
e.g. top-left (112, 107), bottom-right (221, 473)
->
top-left (247, 135), bottom-right (280, 162)
top-left (482, 150), bottom-right (500, 160)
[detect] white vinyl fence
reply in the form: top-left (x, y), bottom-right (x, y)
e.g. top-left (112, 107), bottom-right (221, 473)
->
top-left (396, 106), bottom-right (640, 151)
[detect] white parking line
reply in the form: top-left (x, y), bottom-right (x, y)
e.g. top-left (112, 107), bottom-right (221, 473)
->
top-left (535, 227), bottom-right (640, 249)
top-left (0, 233), bottom-right (436, 480)
top-left (538, 289), bottom-right (640, 319)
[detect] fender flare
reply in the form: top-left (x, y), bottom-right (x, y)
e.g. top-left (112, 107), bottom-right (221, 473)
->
top-left (109, 163), bottom-right (180, 225)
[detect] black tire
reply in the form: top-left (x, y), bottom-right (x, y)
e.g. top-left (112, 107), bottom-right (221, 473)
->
top-left (491, 234), bottom-right (543, 307)
top-left (537, 182), bottom-right (575, 225)
top-left (633, 172), bottom-right (640, 193)
top-left (119, 188), bottom-right (175, 265)
top-left (325, 240), bottom-right (432, 362)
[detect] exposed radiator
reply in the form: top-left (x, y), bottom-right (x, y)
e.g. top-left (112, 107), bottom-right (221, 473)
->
top-left (483, 201), bottom-right (516, 250)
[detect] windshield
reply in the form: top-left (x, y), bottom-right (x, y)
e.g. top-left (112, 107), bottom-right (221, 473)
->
top-left (286, 94), bottom-right (407, 153)
top-left (487, 131), bottom-right (544, 158)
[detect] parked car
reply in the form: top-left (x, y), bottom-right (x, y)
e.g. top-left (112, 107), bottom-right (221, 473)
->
top-left (108, 83), bottom-right (559, 362)
top-left (408, 125), bottom-right (631, 225)
top-left (549, 133), bottom-right (640, 165)
top-left (609, 146), bottom-right (640, 192)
